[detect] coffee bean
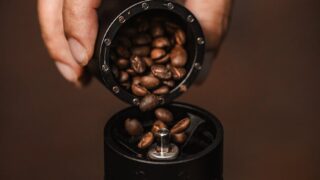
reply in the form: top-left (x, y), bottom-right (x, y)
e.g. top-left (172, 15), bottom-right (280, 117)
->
top-left (152, 37), bottom-right (170, 48)
top-left (179, 84), bottom-right (188, 92)
top-left (151, 65), bottom-right (172, 80)
top-left (171, 67), bottom-right (186, 80)
top-left (142, 57), bottom-right (153, 67)
top-left (170, 117), bottom-right (191, 134)
top-left (163, 80), bottom-right (175, 87)
top-left (138, 132), bottom-right (154, 149)
top-left (151, 48), bottom-right (166, 60)
top-left (131, 84), bottom-right (149, 97)
top-left (119, 71), bottom-right (129, 83)
top-left (170, 46), bottom-right (187, 67)
top-left (126, 68), bottom-right (136, 76)
top-left (140, 75), bottom-right (160, 89)
top-left (165, 22), bottom-right (179, 34)
top-left (139, 94), bottom-right (159, 111)
top-left (124, 118), bottom-right (144, 136)
top-left (131, 46), bottom-right (150, 56)
top-left (116, 58), bottom-right (129, 69)
top-left (133, 34), bottom-right (152, 45)
top-left (155, 108), bottom-right (173, 123)
top-left (174, 29), bottom-right (186, 45)
top-left (151, 120), bottom-right (167, 134)
top-left (132, 76), bottom-right (142, 85)
top-left (117, 46), bottom-right (131, 58)
top-left (154, 54), bottom-right (170, 64)
top-left (150, 24), bottom-right (165, 37)
top-left (131, 56), bottom-right (146, 74)
top-left (153, 86), bottom-right (170, 95)
top-left (172, 132), bottom-right (187, 144)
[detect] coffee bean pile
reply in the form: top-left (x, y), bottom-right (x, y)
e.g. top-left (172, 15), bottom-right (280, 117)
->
top-left (111, 17), bottom-right (189, 111)
top-left (124, 107), bottom-right (191, 150)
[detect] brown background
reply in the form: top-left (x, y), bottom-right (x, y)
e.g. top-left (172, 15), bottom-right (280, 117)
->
top-left (1, 0), bottom-right (320, 179)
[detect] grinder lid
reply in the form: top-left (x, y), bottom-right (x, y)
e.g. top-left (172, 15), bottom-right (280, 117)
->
top-left (98, 0), bottom-right (206, 106)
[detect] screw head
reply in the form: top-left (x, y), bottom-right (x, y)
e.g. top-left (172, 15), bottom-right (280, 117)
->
top-left (102, 64), bottom-right (109, 72)
top-left (119, 16), bottom-right (126, 23)
top-left (194, 63), bottom-right (202, 70)
top-left (197, 37), bottom-right (205, 45)
top-left (112, 86), bottom-right (120, 94)
top-left (167, 2), bottom-right (174, 10)
top-left (142, 2), bottom-right (149, 10)
top-left (132, 98), bottom-right (140, 105)
top-left (104, 38), bottom-right (111, 46)
top-left (187, 15), bottom-right (194, 23)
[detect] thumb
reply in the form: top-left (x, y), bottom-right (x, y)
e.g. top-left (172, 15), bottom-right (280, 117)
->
top-left (63, 0), bottom-right (101, 66)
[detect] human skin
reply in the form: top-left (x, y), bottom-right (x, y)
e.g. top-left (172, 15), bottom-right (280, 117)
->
top-left (38, 0), bottom-right (232, 86)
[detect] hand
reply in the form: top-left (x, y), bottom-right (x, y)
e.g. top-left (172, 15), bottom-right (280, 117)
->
top-left (38, 0), bottom-right (232, 86)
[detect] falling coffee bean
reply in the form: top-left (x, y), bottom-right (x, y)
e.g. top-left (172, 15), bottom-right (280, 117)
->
top-left (131, 55), bottom-right (146, 74)
top-left (138, 132), bottom-right (154, 149)
top-left (140, 75), bottom-right (160, 89)
top-left (124, 118), bottom-right (144, 136)
top-left (139, 94), bottom-right (159, 111)
top-left (151, 120), bottom-right (167, 134)
top-left (151, 48), bottom-right (166, 60)
top-left (153, 86), bottom-right (170, 95)
top-left (170, 117), bottom-right (191, 134)
top-left (172, 132), bottom-right (187, 144)
top-left (170, 46), bottom-right (187, 67)
top-left (155, 108), bottom-right (173, 123)
top-left (131, 84), bottom-right (149, 97)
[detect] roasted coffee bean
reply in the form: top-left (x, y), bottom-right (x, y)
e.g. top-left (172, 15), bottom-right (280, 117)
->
top-left (152, 37), bottom-right (170, 48)
top-left (117, 46), bottom-right (131, 58)
top-left (126, 68), bottom-right (136, 76)
top-left (155, 108), bottom-right (173, 123)
top-left (140, 75), bottom-right (160, 89)
top-left (133, 34), bottom-right (152, 45)
top-left (150, 24), bottom-right (165, 37)
top-left (138, 132), bottom-right (154, 149)
top-left (174, 29), bottom-right (186, 45)
top-left (119, 71), bottom-right (129, 83)
top-left (124, 118), bottom-right (144, 136)
top-left (165, 22), bottom-right (179, 34)
top-left (151, 65), bottom-right (172, 80)
top-left (170, 117), bottom-right (191, 134)
top-left (163, 80), bottom-right (175, 87)
top-left (151, 48), bottom-right (166, 60)
top-left (116, 58), bottom-right (129, 69)
top-left (139, 94), bottom-right (159, 111)
top-left (170, 46), bottom-right (187, 67)
top-left (131, 84), bottom-right (149, 97)
top-left (172, 132), bottom-right (187, 144)
top-left (132, 76), bottom-right (142, 85)
top-left (131, 56), bottom-right (146, 74)
top-left (154, 54), bottom-right (170, 64)
top-left (151, 120), bottom-right (167, 134)
top-left (153, 86), bottom-right (170, 95)
top-left (179, 84), bottom-right (188, 92)
top-left (143, 57), bottom-right (153, 67)
top-left (131, 46), bottom-right (150, 56)
top-left (171, 67), bottom-right (186, 80)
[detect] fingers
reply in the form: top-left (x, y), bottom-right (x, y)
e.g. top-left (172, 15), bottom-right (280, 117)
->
top-left (184, 0), bottom-right (232, 49)
top-left (38, 0), bottom-right (83, 84)
top-left (63, 0), bottom-right (101, 66)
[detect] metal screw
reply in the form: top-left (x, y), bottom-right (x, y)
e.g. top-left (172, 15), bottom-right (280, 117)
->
top-left (112, 86), bottom-right (120, 94)
top-left (197, 37), bottom-right (205, 45)
top-left (119, 16), bottom-right (126, 23)
top-left (102, 64), bottom-right (109, 72)
top-left (187, 15), bottom-right (194, 23)
top-left (142, 2), bottom-right (149, 10)
top-left (104, 38), bottom-right (111, 46)
top-left (194, 63), bottom-right (202, 70)
top-left (132, 98), bottom-right (140, 105)
top-left (166, 2), bottom-right (174, 10)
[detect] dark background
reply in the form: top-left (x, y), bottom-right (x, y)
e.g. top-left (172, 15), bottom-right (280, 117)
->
top-left (1, 0), bottom-right (320, 179)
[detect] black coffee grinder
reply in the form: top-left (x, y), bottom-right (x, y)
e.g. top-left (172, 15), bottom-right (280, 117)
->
top-left (88, 1), bottom-right (224, 179)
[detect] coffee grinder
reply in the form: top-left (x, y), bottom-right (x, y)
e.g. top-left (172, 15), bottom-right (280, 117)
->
top-left (88, 1), bottom-right (224, 179)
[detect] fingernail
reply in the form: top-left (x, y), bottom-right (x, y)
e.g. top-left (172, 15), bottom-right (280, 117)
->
top-left (68, 38), bottom-right (88, 66)
top-left (55, 62), bottom-right (78, 83)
